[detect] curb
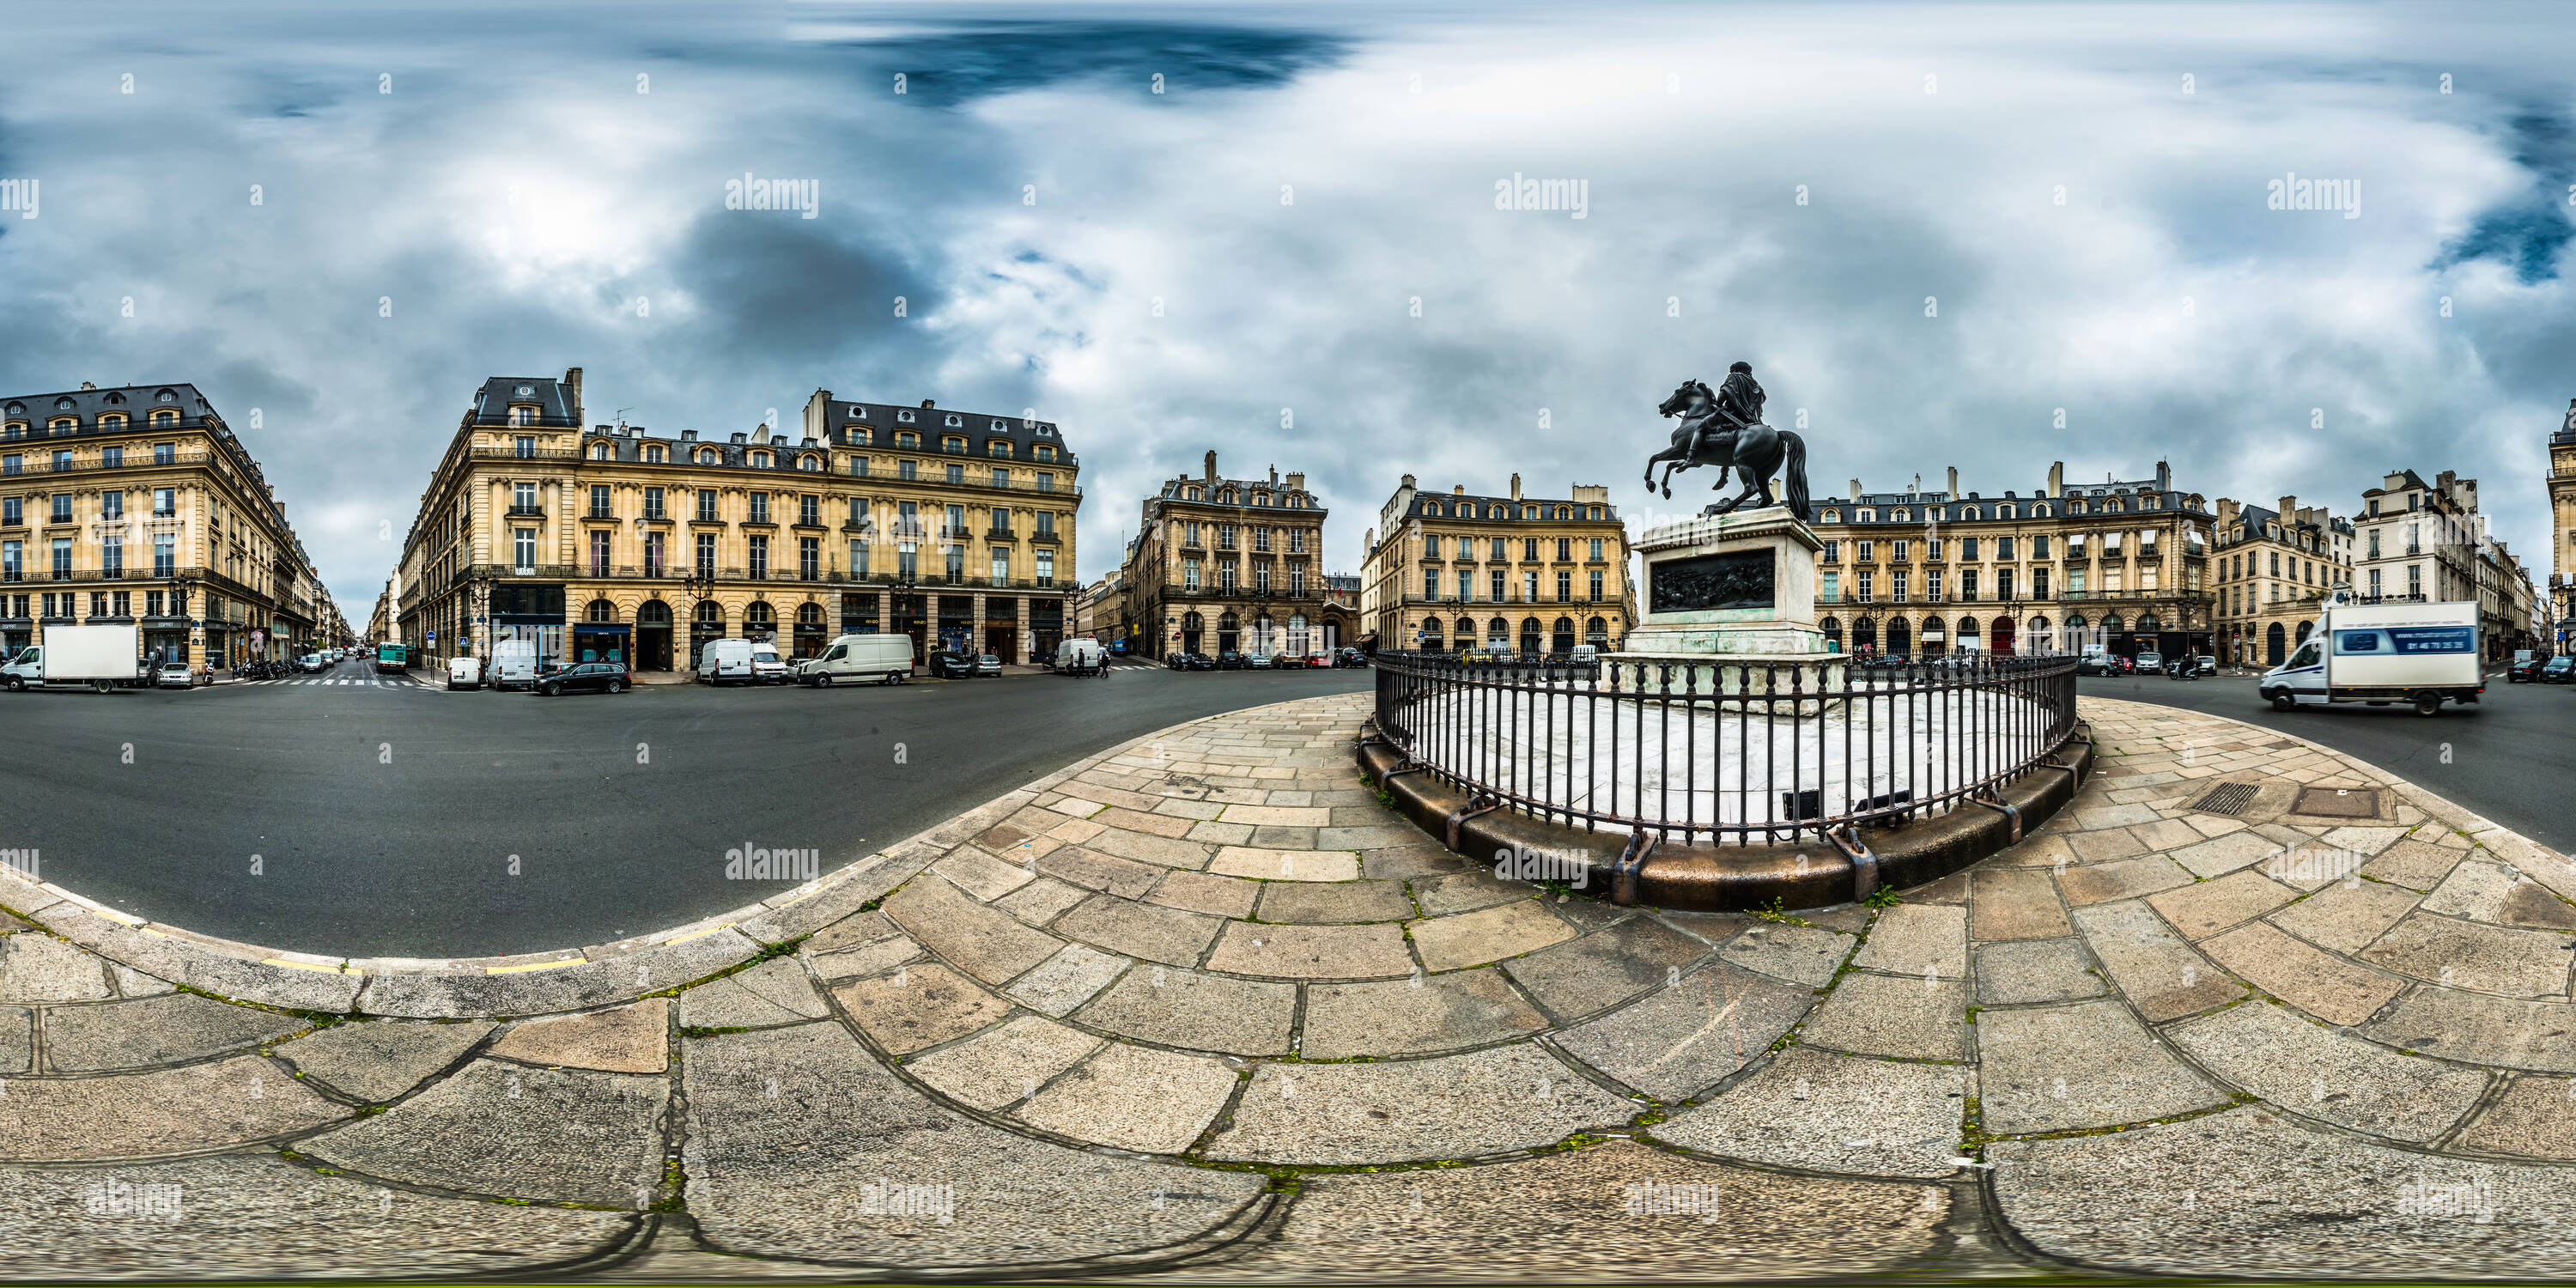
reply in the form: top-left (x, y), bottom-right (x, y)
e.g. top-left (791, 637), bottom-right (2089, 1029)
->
top-left (0, 693), bottom-right (1359, 1018)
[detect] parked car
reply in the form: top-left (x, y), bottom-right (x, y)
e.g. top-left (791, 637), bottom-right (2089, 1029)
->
top-left (1247, 652), bottom-right (1274, 669)
top-left (538, 661), bottom-right (630, 696)
top-left (1274, 652), bottom-right (1307, 670)
top-left (155, 660), bottom-right (194, 689)
top-left (493, 639), bottom-right (540, 690)
top-left (2509, 655), bottom-right (2551, 683)
top-left (2543, 656), bottom-right (2575, 684)
top-left (447, 655), bottom-right (484, 690)
top-left (1217, 651), bottom-right (1245, 670)
top-left (1183, 652), bottom-right (1218, 671)
top-left (750, 644), bottom-right (792, 685)
top-left (799, 635), bottom-right (914, 686)
top-left (1165, 651), bottom-right (1192, 671)
top-left (974, 653), bottom-right (1003, 677)
top-left (928, 651), bottom-right (978, 678)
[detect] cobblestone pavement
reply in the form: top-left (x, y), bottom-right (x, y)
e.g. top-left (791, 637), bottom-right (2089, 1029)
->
top-left (2, 692), bottom-right (2571, 1279)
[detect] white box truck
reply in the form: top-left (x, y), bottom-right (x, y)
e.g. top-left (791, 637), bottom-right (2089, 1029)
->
top-left (2, 623), bottom-right (142, 693)
top-left (2258, 599), bottom-right (2482, 717)
top-left (797, 634), bottom-right (914, 686)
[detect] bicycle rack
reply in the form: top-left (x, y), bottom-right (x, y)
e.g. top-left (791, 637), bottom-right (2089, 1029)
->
top-left (1610, 828), bottom-right (1658, 907)
top-left (1824, 824), bottom-right (1880, 904)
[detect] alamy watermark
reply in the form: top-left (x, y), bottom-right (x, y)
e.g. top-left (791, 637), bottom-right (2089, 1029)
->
top-left (725, 172), bottom-right (818, 219)
top-left (2396, 1171), bottom-right (2493, 1223)
top-left (724, 841), bottom-right (817, 881)
top-left (1492, 842), bottom-right (1589, 890)
top-left (2265, 844), bottom-right (2362, 884)
top-left (859, 1177), bottom-right (955, 1224)
top-left (1, 847), bottom-right (34, 880)
top-left (0, 177), bottom-right (35, 220)
top-left (2266, 172), bottom-right (2359, 219)
top-left (1623, 1181), bottom-right (1722, 1222)
top-left (84, 1179), bottom-right (182, 1222)
top-left (1493, 173), bottom-right (1587, 219)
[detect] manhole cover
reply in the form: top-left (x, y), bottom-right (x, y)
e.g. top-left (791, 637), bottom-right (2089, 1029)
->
top-left (2190, 782), bottom-right (2260, 816)
top-left (2293, 787), bottom-right (2380, 818)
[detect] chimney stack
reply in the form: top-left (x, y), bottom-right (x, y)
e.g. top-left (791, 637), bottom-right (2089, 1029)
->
top-left (2046, 461), bottom-right (2063, 498)
top-left (1285, 471), bottom-right (1305, 492)
top-left (1453, 484), bottom-right (1466, 496)
top-left (80, 381), bottom-right (97, 391)
top-left (1510, 473), bottom-right (1522, 502)
top-left (2155, 459), bottom-right (2172, 493)
top-left (2278, 495), bottom-right (2296, 519)
top-left (563, 367), bottom-right (583, 419)
top-left (1948, 465), bottom-right (1959, 497)
top-left (1850, 478), bottom-right (1862, 503)
top-left (1204, 450), bottom-right (1218, 483)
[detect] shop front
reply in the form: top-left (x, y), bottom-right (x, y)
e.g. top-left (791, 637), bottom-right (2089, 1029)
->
top-left (493, 583), bottom-right (568, 671)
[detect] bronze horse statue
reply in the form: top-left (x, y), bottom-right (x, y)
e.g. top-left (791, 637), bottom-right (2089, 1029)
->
top-left (1646, 378), bottom-right (1813, 521)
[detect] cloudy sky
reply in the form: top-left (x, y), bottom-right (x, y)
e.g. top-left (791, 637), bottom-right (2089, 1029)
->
top-left (4, 0), bottom-right (2573, 616)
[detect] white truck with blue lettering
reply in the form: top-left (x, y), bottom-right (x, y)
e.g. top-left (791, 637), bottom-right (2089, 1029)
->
top-left (2259, 598), bottom-right (2482, 717)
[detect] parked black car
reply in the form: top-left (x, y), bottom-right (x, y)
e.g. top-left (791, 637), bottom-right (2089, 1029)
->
top-left (1166, 651), bottom-right (1192, 671)
top-left (2543, 656), bottom-right (2576, 685)
top-left (1184, 652), bottom-right (1218, 671)
top-left (1217, 651), bottom-right (1245, 670)
top-left (538, 662), bottom-right (630, 696)
top-left (2509, 656), bottom-right (2551, 683)
top-left (928, 651), bottom-right (979, 678)
top-left (1333, 647), bottom-right (1367, 668)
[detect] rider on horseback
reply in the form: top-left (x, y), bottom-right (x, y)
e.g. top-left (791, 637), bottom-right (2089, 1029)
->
top-left (1687, 361), bottom-right (1765, 462)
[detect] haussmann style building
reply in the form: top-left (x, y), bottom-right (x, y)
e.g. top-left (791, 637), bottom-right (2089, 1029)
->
top-left (1358, 473), bottom-right (1632, 654)
top-left (1121, 452), bottom-right (1349, 660)
top-left (2209, 495), bottom-right (2355, 667)
top-left (2, 381), bottom-right (325, 669)
top-left (1806, 461), bottom-right (2214, 660)
top-left (393, 368), bottom-right (1082, 673)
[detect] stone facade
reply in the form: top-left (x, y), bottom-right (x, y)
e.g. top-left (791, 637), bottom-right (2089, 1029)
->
top-left (1357, 473), bottom-right (1631, 654)
top-left (395, 370), bottom-right (1081, 671)
top-left (1806, 461), bottom-right (2213, 659)
top-left (1121, 451), bottom-right (1347, 659)
top-left (0, 382), bottom-right (330, 668)
top-left (2210, 496), bottom-right (2353, 667)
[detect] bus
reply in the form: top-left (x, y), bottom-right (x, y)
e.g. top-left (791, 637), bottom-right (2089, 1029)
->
top-left (375, 642), bottom-right (410, 674)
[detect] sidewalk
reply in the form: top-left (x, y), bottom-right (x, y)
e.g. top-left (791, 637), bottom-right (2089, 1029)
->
top-left (3, 692), bottom-right (2574, 1278)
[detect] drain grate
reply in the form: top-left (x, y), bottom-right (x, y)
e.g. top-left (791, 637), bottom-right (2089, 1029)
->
top-left (2293, 787), bottom-right (2380, 819)
top-left (2190, 782), bottom-right (2261, 816)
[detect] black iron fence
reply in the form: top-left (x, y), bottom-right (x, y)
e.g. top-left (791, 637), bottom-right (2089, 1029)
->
top-left (1370, 650), bottom-right (2080, 847)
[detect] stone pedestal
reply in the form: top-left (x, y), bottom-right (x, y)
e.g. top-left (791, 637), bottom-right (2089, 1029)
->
top-left (1613, 507), bottom-right (1844, 698)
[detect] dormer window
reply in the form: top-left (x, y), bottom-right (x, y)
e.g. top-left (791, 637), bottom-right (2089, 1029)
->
top-left (799, 454), bottom-right (822, 471)
top-left (55, 397), bottom-right (75, 410)
top-left (896, 432), bottom-right (917, 449)
top-left (156, 389), bottom-right (176, 404)
top-left (852, 428), bottom-right (872, 445)
top-left (1036, 445), bottom-right (1055, 462)
top-left (593, 442), bottom-right (613, 460)
top-left (944, 414), bottom-right (961, 428)
top-left (896, 410), bottom-right (914, 423)
top-left (699, 448), bottom-right (720, 465)
top-left (1893, 508), bottom-right (1910, 522)
top-left (515, 384), bottom-right (535, 397)
top-left (847, 407), bottom-right (866, 420)
top-left (991, 419), bottom-right (1006, 431)
top-left (751, 451), bottom-right (771, 468)
top-left (987, 440), bottom-right (1010, 458)
top-left (646, 445), bottom-right (665, 464)
top-left (1821, 508), bottom-right (1840, 523)
top-left (1999, 505), bottom-right (2015, 519)
top-left (509, 405), bottom-right (536, 426)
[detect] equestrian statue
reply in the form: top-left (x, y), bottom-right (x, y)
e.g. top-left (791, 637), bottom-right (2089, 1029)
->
top-left (1643, 361), bottom-right (1813, 522)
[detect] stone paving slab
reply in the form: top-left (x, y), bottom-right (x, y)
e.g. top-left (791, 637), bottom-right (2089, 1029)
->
top-left (1974, 999), bottom-right (2229, 1135)
top-left (1654, 1047), bottom-right (1965, 1178)
top-left (1206, 1046), bottom-right (1631, 1164)
top-left (273, 1018), bottom-right (496, 1103)
top-left (2168, 999), bottom-right (2486, 1143)
top-left (0, 1055), bottom-right (350, 1161)
top-left (1554, 963), bottom-right (1814, 1101)
top-left (1993, 1107), bottom-right (2576, 1277)
top-left (301, 1058), bottom-right (668, 1207)
top-left (39, 991), bottom-right (308, 1071)
top-left (1300, 969), bottom-right (1547, 1058)
top-left (1013, 1041), bottom-right (1239, 1153)
top-left (1072, 964), bottom-right (1297, 1055)
top-left (0, 1154), bottom-right (636, 1279)
top-left (684, 1023), bottom-right (1265, 1266)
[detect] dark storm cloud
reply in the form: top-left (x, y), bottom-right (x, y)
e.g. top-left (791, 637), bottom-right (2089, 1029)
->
top-left (824, 21), bottom-right (1348, 106)
top-left (2433, 111), bottom-right (2576, 285)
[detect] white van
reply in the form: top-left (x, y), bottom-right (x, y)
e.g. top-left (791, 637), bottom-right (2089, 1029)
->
top-left (798, 634), bottom-right (913, 686)
top-left (1054, 636), bottom-right (1104, 676)
top-left (750, 642), bottom-right (791, 685)
top-left (447, 655), bottom-right (484, 690)
top-left (491, 639), bottom-right (538, 690)
top-left (2259, 599), bottom-right (2482, 717)
top-left (697, 637), bottom-right (756, 685)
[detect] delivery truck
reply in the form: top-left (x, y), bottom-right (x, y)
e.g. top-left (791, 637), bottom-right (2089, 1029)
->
top-left (2, 623), bottom-right (142, 693)
top-left (2257, 598), bottom-right (2482, 717)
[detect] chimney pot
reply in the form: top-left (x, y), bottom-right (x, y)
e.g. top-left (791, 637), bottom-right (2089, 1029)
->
top-left (1453, 484), bottom-right (1466, 496)
top-left (1510, 473), bottom-right (1522, 502)
top-left (920, 399), bottom-right (935, 410)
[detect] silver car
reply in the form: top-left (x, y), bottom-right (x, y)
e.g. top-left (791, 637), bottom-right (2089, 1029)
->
top-left (155, 661), bottom-right (194, 689)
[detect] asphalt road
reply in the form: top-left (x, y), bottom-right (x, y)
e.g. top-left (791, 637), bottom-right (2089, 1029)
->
top-left (2075, 670), bottom-right (2574, 856)
top-left (0, 657), bottom-right (1369, 958)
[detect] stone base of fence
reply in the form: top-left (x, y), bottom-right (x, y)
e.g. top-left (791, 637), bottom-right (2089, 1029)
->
top-left (1355, 721), bottom-right (2095, 912)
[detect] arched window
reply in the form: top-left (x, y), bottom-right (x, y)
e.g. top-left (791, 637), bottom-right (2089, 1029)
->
top-left (592, 442), bottom-right (612, 460)
top-left (1519, 616), bottom-right (1541, 655)
top-left (1886, 617), bottom-right (1912, 655)
top-left (585, 598), bottom-right (617, 623)
top-left (1455, 616), bottom-right (1474, 642)
top-left (1852, 617), bottom-right (1878, 651)
top-left (638, 599), bottom-right (672, 625)
top-left (1585, 616), bottom-right (1608, 644)
top-left (693, 599), bottom-right (723, 623)
top-left (1552, 616), bottom-right (1576, 652)
top-left (1820, 616), bottom-right (1843, 648)
top-left (2136, 613), bottom-right (2161, 632)
top-left (746, 602), bottom-right (776, 632)
top-left (1820, 508), bottom-right (1839, 523)
top-left (796, 603), bottom-right (823, 624)
top-left (699, 448), bottom-right (720, 465)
